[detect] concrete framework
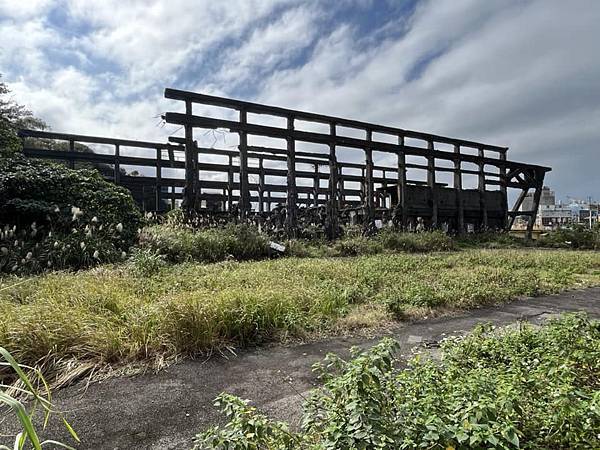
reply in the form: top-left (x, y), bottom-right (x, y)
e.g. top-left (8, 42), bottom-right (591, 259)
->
top-left (19, 87), bottom-right (551, 239)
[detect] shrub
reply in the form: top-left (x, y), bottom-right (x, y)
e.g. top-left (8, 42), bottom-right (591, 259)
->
top-left (139, 223), bottom-right (269, 263)
top-left (537, 224), bottom-right (600, 250)
top-left (455, 231), bottom-right (528, 249)
top-left (194, 394), bottom-right (297, 449)
top-left (376, 229), bottom-right (455, 252)
top-left (331, 236), bottom-right (383, 257)
top-left (0, 156), bottom-right (142, 246)
top-left (0, 156), bottom-right (142, 273)
top-left (328, 230), bottom-right (455, 258)
top-left (0, 220), bottom-right (128, 275)
top-left (285, 239), bottom-right (329, 258)
top-left (198, 313), bottom-right (600, 449)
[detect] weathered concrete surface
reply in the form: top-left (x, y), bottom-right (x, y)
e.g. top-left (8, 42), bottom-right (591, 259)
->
top-left (2, 288), bottom-right (600, 449)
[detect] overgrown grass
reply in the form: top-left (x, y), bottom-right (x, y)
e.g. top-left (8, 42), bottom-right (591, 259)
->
top-left (455, 230), bottom-right (530, 249)
top-left (1, 249), bottom-right (599, 384)
top-left (139, 224), bottom-right (270, 263)
top-left (139, 224), bottom-right (456, 263)
top-left (288, 230), bottom-right (455, 258)
top-left (537, 224), bottom-right (600, 249)
top-left (138, 221), bottom-right (600, 267)
top-left (197, 313), bottom-right (600, 449)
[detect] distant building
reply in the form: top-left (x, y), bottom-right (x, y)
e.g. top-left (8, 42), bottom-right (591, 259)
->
top-left (520, 187), bottom-right (598, 229)
top-left (522, 186), bottom-right (555, 212)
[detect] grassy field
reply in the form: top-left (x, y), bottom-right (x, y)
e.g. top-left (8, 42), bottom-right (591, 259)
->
top-left (1, 249), bottom-right (600, 383)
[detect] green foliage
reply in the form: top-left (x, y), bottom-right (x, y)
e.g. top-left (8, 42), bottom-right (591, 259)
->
top-left (199, 314), bottom-right (600, 449)
top-left (0, 156), bottom-right (142, 245)
top-left (0, 76), bottom-right (46, 157)
top-left (290, 231), bottom-right (456, 259)
top-left (537, 224), bottom-right (600, 250)
top-left (127, 248), bottom-right (166, 277)
top-left (303, 339), bottom-right (402, 449)
top-left (0, 219), bottom-right (129, 275)
top-left (1, 249), bottom-right (599, 384)
top-left (0, 156), bottom-right (142, 273)
top-left (331, 235), bottom-right (383, 256)
top-left (194, 394), bottom-right (299, 450)
top-left (455, 231), bottom-right (529, 249)
top-left (375, 229), bottom-right (455, 252)
top-left (0, 347), bottom-right (78, 450)
top-left (139, 223), bottom-right (269, 263)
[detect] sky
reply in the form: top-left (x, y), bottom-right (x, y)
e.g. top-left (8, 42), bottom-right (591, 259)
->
top-left (1, 0), bottom-right (599, 201)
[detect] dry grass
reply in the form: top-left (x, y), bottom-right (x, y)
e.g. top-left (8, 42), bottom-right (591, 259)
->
top-left (1, 248), bottom-right (600, 384)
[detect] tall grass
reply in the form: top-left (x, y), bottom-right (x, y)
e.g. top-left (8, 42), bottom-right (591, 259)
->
top-left (289, 230), bottom-right (455, 258)
top-left (139, 224), bottom-right (269, 263)
top-left (1, 249), bottom-right (600, 384)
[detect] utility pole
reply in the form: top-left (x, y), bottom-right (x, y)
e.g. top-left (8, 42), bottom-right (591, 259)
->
top-left (589, 196), bottom-right (593, 229)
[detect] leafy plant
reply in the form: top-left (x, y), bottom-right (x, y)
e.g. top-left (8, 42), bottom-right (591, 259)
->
top-left (0, 156), bottom-right (142, 273)
top-left (198, 314), bottom-right (600, 449)
top-left (139, 223), bottom-right (269, 263)
top-left (0, 156), bottom-right (142, 248)
top-left (194, 394), bottom-right (299, 450)
top-left (537, 224), bottom-right (600, 250)
top-left (0, 347), bottom-right (79, 450)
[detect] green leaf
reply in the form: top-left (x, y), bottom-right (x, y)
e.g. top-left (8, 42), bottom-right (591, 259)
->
top-left (39, 440), bottom-right (77, 450)
top-left (0, 392), bottom-right (42, 450)
top-left (62, 417), bottom-right (80, 443)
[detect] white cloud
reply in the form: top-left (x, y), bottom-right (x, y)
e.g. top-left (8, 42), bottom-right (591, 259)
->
top-left (65, 0), bottom-right (295, 94)
top-left (2, 0), bottom-right (600, 199)
top-left (0, 0), bottom-right (53, 20)
top-left (256, 0), bottom-right (600, 198)
top-left (0, 18), bottom-right (62, 79)
top-left (214, 5), bottom-right (320, 88)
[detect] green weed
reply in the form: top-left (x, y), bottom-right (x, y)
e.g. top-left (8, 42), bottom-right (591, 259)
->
top-left (197, 313), bottom-right (600, 449)
top-left (0, 347), bottom-right (79, 449)
top-left (0, 249), bottom-right (599, 384)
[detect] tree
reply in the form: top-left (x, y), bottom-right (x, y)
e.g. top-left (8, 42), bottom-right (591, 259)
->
top-left (0, 75), bottom-right (47, 156)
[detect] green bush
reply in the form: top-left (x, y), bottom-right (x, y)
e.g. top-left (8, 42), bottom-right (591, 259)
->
top-left (376, 229), bottom-right (455, 252)
top-left (0, 156), bottom-right (142, 246)
top-left (456, 231), bottom-right (528, 249)
top-left (197, 313), bottom-right (600, 449)
top-left (139, 223), bottom-right (269, 263)
top-left (0, 156), bottom-right (142, 273)
top-left (328, 230), bottom-right (455, 258)
top-left (0, 220), bottom-right (128, 275)
top-left (537, 224), bottom-right (600, 250)
top-left (331, 236), bottom-right (383, 257)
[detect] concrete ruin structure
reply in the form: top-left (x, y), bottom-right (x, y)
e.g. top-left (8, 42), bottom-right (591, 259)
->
top-left (19, 88), bottom-right (551, 239)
